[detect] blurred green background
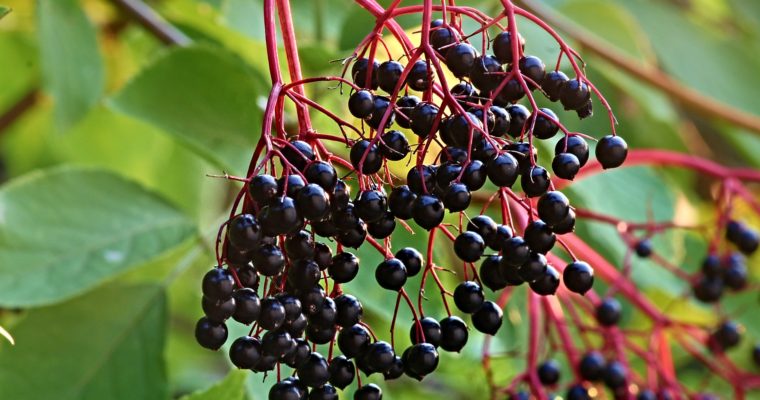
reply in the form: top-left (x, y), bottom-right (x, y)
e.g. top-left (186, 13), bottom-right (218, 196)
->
top-left (1, 0), bottom-right (760, 398)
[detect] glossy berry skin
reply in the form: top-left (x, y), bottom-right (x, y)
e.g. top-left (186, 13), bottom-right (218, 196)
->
top-left (296, 184), bottom-right (330, 222)
top-left (560, 79), bottom-right (591, 111)
top-left (443, 183), bottom-right (471, 212)
top-left (375, 258), bottom-right (408, 291)
top-left (195, 317), bottom-right (228, 350)
top-left (556, 135), bottom-right (590, 166)
top-left (472, 301), bottom-right (503, 335)
top-left (537, 359), bottom-right (561, 385)
top-left (388, 185), bottom-right (417, 220)
top-left (603, 361), bottom-right (627, 389)
top-left (533, 108), bottom-right (559, 139)
top-left (338, 324), bottom-right (372, 359)
top-left (335, 220), bottom-right (367, 249)
top-left (430, 20), bottom-right (455, 54)
top-left (410, 317), bottom-right (442, 347)
top-left (711, 321), bottom-right (742, 351)
top-left (328, 356), bottom-right (355, 390)
top-left (257, 331), bottom-right (291, 356)
top-left (368, 212), bottom-right (396, 239)
top-left (565, 385), bottom-right (590, 400)
top-left (310, 385), bottom-right (338, 400)
top-left (596, 298), bottom-right (622, 327)
top-left (259, 297), bottom-right (287, 331)
top-left (285, 230), bottom-right (315, 261)
top-left (354, 384), bottom-right (382, 400)
top-left (492, 31), bottom-right (524, 64)
top-left (383, 357), bottom-right (404, 381)
top-left (202, 295), bottom-right (236, 323)
top-left (412, 194), bottom-right (445, 230)
top-left (409, 102), bottom-right (439, 138)
top-left (490, 225), bottom-right (514, 251)
top-left (268, 380), bottom-right (303, 400)
top-left (252, 244), bottom-right (286, 276)
top-left (232, 288), bottom-right (261, 324)
top-left (377, 60), bottom-right (404, 93)
top-left (407, 60), bottom-right (432, 92)
top-left (227, 214), bottom-right (261, 252)
top-left (395, 247), bottom-right (423, 277)
top-left (552, 209), bottom-right (576, 234)
top-left (363, 341), bottom-right (396, 374)
top-left (445, 43), bottom-right (478, 78)
top-left (529, 265), bottom-right (560, 295)
top-left (350, 140), bottom-right (382, 175)
top-left (552, 152), bottom-right (581, 180)
top-left (470, 55), bottom-right (503, 92)
top-left (563, 261), bottom-right (594, 294)
top-left (693, 276), bottom-right (724, 303)
top-left (454, 231), bottom-right (486, 262)
top-left (349, 90), bottom-right (375, 118)
top-left (487, 153), bottom-right (519, 187)
top-left (229, 336), bottom-right (262, 369)
top-left (288, 259), bottom-right (321, 291)
top-left (202, 268), bottom-right (236, 301)
top-left (249, 174), bottom-right (279, 205)
top-left (451, 82), bottom-right (478, 107)
top-left (328, 252), bottom-right (360, 284)
top-left (542, 70), bottom-right (569, 101)
top-left (454, 281), bottom-right (485, 313)
top-left (354, 189), bottom-right (388, 223)
top-left (635, 239), bottom-right (653, 258)
top-left (517, 252), bottom-right (548, 282)
top-left (352, 58), bottom-right (378, 90)
top-left (502, 236), bottom-right (531, 267)
top-left (506, 104), bottom-right (531, 138)
top-left (480, 255), bottom-right (508, 291)
top-left (595, 135), bottom-right (628, 169)
top-left (259, 197), bottom-right (303, 236)
top-left (439, 316), bottom-right (469, 352)
top-left (366, 96), bottom-right (395, 129)
top-left (524, 220), bottom-right (556, 253)
top-left (404, 343), bottom-right (439, 378)
top-left (334, 294), bottom-right (363, 328)
top-left (579, 351), bottom-right (605, 381)
top-left (462, 160), bottom-right (487, 190)
top-left (521, 166), bottom-right (551, 198)
top-left (537, 191), bottom-right (570, 226)
top-left (297, 352), bottom-right (330, 388)
top-left (281, 140), bottom-right (315, 172)
top-left (518, 55), bottom-right (546, 89)
top-left (395, 95), bottom-right (420, 129)
top-left (380, 130), bottom-right (410, 161)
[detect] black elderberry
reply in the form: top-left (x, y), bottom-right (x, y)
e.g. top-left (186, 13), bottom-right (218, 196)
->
top-left (487, 153), bottom-right (520, 187)
top-left (470, 55), bottom-right (503, 92)
top-left (552, 152), bottom-right (581, 180)
top-left (377, 60), bottom-right (404, 93)
top-left (409, 102), bottom-right (439, 138)
top-left (472, 300), bottom-right (503, 335)
top-left (566, 385), bottom-right (590, 400)
top-left (313, 243), bottom-right (332, 271)
top-left (338, 324), bottom-right (372, 358)
top-left (262, 330), bottom-right (294, 358)
top-left (306, 322), bottom-right (337, 345)
top-left (637, 390), bottom-right (657, 400)
top-left (634, 239), bottom-right (653, 258)
top-left (542, 70), bottom-right (569, 101)
top-left (443, 183), bottom-right (471, 212)
top-left (737, 228), bottom-right (759, 255)
top-left (229, 336), bottom-right (261, 369)
top-left (412, 194), bottom-right (445, 230)
top-left (693, 277), bottom-right (724, 303)
top-left (448, 112), bottom-right (484, 148)
top-left (753, 344), bottom-right (760, 366)
top-left (595, 135), bottom-right (628, 169)
top-left (537, 359), bottom-right (561, 385)
top-left (552, 209), bottom-right (576, 234)
top-left (284, 314), bottom-right (308, 338)
top-left (724, 253), bottom-right (748, 290)
top-left (454, 281), bottom-right (485, 313)
top-left (227, 214), bottom-right (261, 252)
top-left (445, 43), bottom-right (478, 78)
top-left (712, 321), bottom-right (742, 351)
top-left (311, 218), bottom-right (338, 238)
top-left (252, 243), bottom-right (285, 276)
top-left (559, 79), bottom-right (591, 111)
top-left (394, 95), bottom-right (419, 129)
top-left (576, 100), bottom-right (593, 119)
top-left (354, 384), bottom-right (382, 400)
top-left (702, 254), bottom-right (721, 277)
top-left (284, 340), bottom-right (310, 367)
top-left (464, 215), bottom-right (497, 244)
top-left (530, 265), bottom-right (560, 295)
top-left (556, 135), bottom-right (589, 166)
top-left (579, 351), bottom-right (605, 381)
top-left (462, 160), bottom-right (488, 190)
top-left (259, 196), bottom-right (303, 236)
top-left (335, 220), bottom-right (367, 249)
top-left (524, 220), bottom-right (556, 253)
top-left (328, 356), bottom-right (355, 389)
top-left (349, 90), bottom-right (375, 118)
top-left (407, 60), bottom-right (432, 92)
top-left (506, 141), bottom-right (538, 174)
top-left (493, 31), bottom-right (525, 64)
top-left (489, 106), bottom-right (511, 137)
top-left (285, 230), bottom-right (315, 260)
top-left (268, 379), bottom-right (302, 400)
top-left (502, 236), bottom-right (531, 267)
top-left (439, 316), bottom-right (468, 352)
top-left (404, 343), bottom-right (439, 378)
top-left (300, 285), bottom-right (327, 315)
top-left (281, 140), bottom-right (316, 172)
top-left (533, 108), bottom-right (559, 140)
top-left (518, 55), bottom-right (546, 88)
top-left (596, 298), bottom-right (622, 327)
top-left (364, 341), bottom-right (397, 374)
top-left (375, 258), bottom-right (408, 291)
top-left (388, 185), bottom-right (417, 219)
top-left (563, 261), bottom-right (594, 295)
top-left (368, 212), bottom-right (396, 239)
top-left (437, 164), bottom-right (464, 190)
top-left (495, 78), bottom-right (526, 104)
top-left (451, 82), bottom-right (478, 107)
top-left (226, 243), bottom-right (252, 268)
top-left (333, 202), bottom-right (359, 230)
top-left (275, 293), bottom-right (303, 322)
top-left (490, 225), bottom-right (514, 251)
top-left (335, 294), bottom-right (363, 327)
top-left (521, 166), bottom-right (551, 198)
top-left (202, 295), bottom-right (235, 323)
top-left (310, 297), bottom-right (337, 327)
top-left (249, 174), bottom-right (278, 206)
top-left (366, 95), bottom-right (395, 129)
top-left (537, 191), bottom-right (570, 226)
top-left (352, 58), bottom-right (379, 90)
top-left (500, 261), bottom-right (525, 286)
top-left (506, 104), bottom-right (531, 138)
top-left (297, 352), bottom-right (330, 388)
top-left (253, 353), bottom-right (277, 373)
top-left (395, 247), bottom-right (423, 277)
top-left (288, 259), bottom-right (321, 291)
top-left (409, 317), bottom-right (442, 347)
top-left (479, 255), bottom-right (508, 291)
top-left (454, 231), bottom-right (486, 262)
top-left (379, 130), bottom-right (410, 161)
top-left (603, 361), bottom-right (627, 389)
top-left (518, 252), bottom-right (548, 282)
top-left (439, 146), bottom-right (468, 164)
top-left (310, 385), bottom-right (338, 400)
top-left (355, 189), bottom-right (388, 223)
top-left (278, 174), bottom-right (306, 199)
top-left (232, 288), bottom-right (261, 324)
top-left (331, 180), bottom-right (351, 211)
top-left (430, 20), bottom-right (455, 55)
top-left (350, 140), bottom-right (382, 175)
top-left (195, 317), bottom-right (228, 350)
top-left (202, 267), bottom-right (235, 301)
top-left (384, 356), bottom-right (405, 380)
top-left (259, 296), bottom-right (287, 330)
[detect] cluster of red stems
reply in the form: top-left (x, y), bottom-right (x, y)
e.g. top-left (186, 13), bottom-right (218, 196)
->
top-left (194, 0), bottom-right (760, 399)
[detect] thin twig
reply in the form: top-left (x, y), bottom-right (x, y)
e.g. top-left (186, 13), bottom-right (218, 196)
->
top-left (109, 0), bottom-right (191, 46)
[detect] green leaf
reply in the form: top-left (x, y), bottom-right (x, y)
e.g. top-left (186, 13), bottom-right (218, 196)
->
top-left (0, 6), bottom-right (10, 20)
top-left (0, 284), bottom-right (168, 400)
top-left (110, 46), bottom-right (267, 174)
top-left (0, 166), bottom-right (196, 307)
top-left (37, 0), bottom-right (104, 131)
top-left (181, 369), bottom-right (247, 400)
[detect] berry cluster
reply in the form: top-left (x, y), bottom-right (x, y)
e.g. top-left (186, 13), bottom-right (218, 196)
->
top-left (193, 0), bottom-right (760, 398)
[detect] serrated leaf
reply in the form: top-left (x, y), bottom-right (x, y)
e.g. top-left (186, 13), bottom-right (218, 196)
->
top-left (0, 284), bottom-right (167, 400)
top-left (37, 0), bottom-right (103, 131)
top-left (181, 369), bottom-right (247, 400)
top-left (110, 46), bottom-right (267, 174)
top-left (0, 166), bottom-right (196, 307)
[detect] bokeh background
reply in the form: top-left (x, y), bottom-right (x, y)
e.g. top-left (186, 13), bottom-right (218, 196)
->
top-left (1, 0), bottom-right (760, 398)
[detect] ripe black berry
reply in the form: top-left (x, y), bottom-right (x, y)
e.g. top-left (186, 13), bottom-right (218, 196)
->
top-left (552, 209), bottom-right (576, 234)
top-left (724, 253), bottom-right (748, 290)
top-left (443, 183), bottom-right (471, 212)
top-left (335, 219), bottom-right (367, 249)
top-left (445, 43), bottom-right (478, 78)
top-left (566, 384), bottom-right (590, 400)
top-left (377, 60), bottom-right (404, 93)
top-left (518, 55), bottom-right (546, 88)
top-left (354, 384), bottom-right (382, 400)
top-left (552, 152), bottom-right (581, 180)
top-left (634, 239), bottom-right (653, 258)
top-left (285, 230), bottom-right (315, 260)
top-left (395, 247), bottom-right (423, 277)
top-left (364, 341), bottom-right (396, 374)
top-left (379, 130), bottom-right (410, 161)
top-left (195, 317), bottom-right (228, 350)
top-left (352, 58), bottom-right (378, 90)
top-left (404, 343), bottom-right (439, 378)
top-left (355, 189), bottom-right (388, 223)
top-left (462, 160), bottom-right (487, 190)
top-left (335, 294), bottom-right (363, 327)
top-left (410, 317), bottom-right (442, 347)
top-left (454, 281), bottom-right (485, 313)
top-left (517, 252), bottom-right (547, 282)
top-left (409, 102), bottom-right (439, 138)
top-left (487, 153), bottom-right (519, 187)
top-left (331, 180), bottom-right (351, 211)
top-left (349, 90), bottom-right (375, 118)
top-left (383, 356), bottom-right (404, 381)
top-left (297, 352), bottom-right (330, 388)
top-left (537, 191), bottom-right (570, 226)
top-left (556, 135), bottom-right (589, 166)
top-left (338, 324), bottom-right (371, 358)
top-left (521, 166), bottom-right (551, 198)
top-left (281, 140), bottom-right (315, 172)
top-left (537, 359), bottom-right (560, 385)
top-left (693, 276), bottom-right (724, 303)
top-left (368, 212), bottom-right (396, 239)
top-left (388, 185), bottom-right (417, 219)
top-left (261, 330), bottom-right (294, 358)
top-left (430, 20), bottom-right (455, 55)
top-left (329, 252), bottom-right (360, 283)
top-left (439, 316), bottom-right (468, 352)
top-left (350, 140), bottom-right (383, 175)
top-left (366, 95), bottom-right (395, 129)
top-left (470, 55), bottom-right (503, 92)
top-left (533, 108), bottom-right (559, 139)
top-left (395, 95), bottom-right (419, 129)
top-left (711, 321), bottom-right (742, 351)
top-left (542, 70), bottom-right (569, 102)
top-left (296, 184), bottom-right (330, 222)
top-left (524, 220), bottom-right (556, 253)
top-left (328, 355), bottom-right (355, 389)
top-left (472, 300), bottom-right (503, 335)
top-left (300, 285), bottom-right (327, 315)
top-left (529, 265), bottom-right (560, 295)
top-left (579, 351), bottom-right (605, 381)
top-left (492, 31), bottom-right (524, 64)
top-left (451, 82), bottom-right (478, 107)
top-left (252, 243), bottom-right (286, 276)
top-left (288, 259), bottom-right (321, 291)
top-left (249, 174), bottom-right (278, 205)
top-left (502, 236), bottom-right (531, 267)
top-left (228, 214), bottom-right (261, 252)
top-left (595, 135), bottom-right (628, 169)
top-left (202, 295), bottom-right (235, 323)
top-left (506, 141), bottom-right (537, 174)
top-left (268, 379), bottom-right (302, 400)
top-left (506, 104), bottom-right (531, 138)
top-left (232, 288), bottom-right (261, 324)
top-left (407, 60), bottom-right (432, 91)
top-left (306, 323), bottom-right (336, 344)
top-left (229, 336), bottom-right (261, 369)
top-left (412, 194), bottom-right (445, 230)
top-left (259, 197), bottom-right (303, 236)
top-left (559, 79), bottom-right (591, 111)
top-left (310, 385), bottom-right (338, 400)
top-left (603, 360), bottom-right (627, 389)
top-left (563, 261), bottom-right (594, 294)
top-left (259, 296), bottom-right (286, 330)
top-left (596, 298), bottom-right (622, 327)
top-left (480, 255), bottom-right (508, 291)
top-left (202, 268), bottom-right (235, 301)
top-left (454, 231), bottom-right (486, 262)
top-left (375, 258), bottom-right (408, 291)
